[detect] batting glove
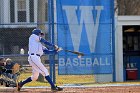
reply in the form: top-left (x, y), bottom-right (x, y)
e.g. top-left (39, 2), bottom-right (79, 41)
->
top-left (54, 45), bottom-right (63, 52)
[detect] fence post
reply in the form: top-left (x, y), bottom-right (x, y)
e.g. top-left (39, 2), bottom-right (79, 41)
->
top-left (111, 0), bottom-right (116, 82)
top-left (48, 0), bottom-right (56, 84)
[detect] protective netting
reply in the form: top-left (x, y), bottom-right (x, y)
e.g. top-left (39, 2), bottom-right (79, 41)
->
top-left (0, 0), bottom-right (114, 87)
top-left (57, 0), bottom-right (114, 83)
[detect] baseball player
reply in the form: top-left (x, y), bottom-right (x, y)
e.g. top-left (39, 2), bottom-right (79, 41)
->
top-left (17, 29), bottom-right (63, 92)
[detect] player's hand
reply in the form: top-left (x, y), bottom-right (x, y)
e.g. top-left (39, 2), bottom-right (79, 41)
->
top-left (54, 45), bottom-right (63, 52)
top-left (56, 47), bottom-right (63, 52)
top-left (54, 45), bottom-right (59, 50)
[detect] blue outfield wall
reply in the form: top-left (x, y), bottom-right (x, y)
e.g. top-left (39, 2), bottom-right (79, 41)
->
top-left (57, 0), bottom-right (114, 74)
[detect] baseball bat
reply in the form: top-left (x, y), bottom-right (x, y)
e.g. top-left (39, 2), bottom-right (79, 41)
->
top-left (56, 47), bottom-right (84, 56)
top-left (64, 49), bottom-right (84, 56)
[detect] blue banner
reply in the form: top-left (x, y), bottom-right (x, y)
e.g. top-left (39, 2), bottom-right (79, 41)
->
top-left (57, 0), bottom-right (114, 74)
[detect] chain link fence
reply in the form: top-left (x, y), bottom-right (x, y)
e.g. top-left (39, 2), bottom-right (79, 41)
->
top-left (0, 0), bottom-right (115, 87)
top-left (0, 0), bottom-right (95, 86)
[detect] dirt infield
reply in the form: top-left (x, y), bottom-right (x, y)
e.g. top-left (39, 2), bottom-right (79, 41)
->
top-left (0, 85), bottom-right (140, 93)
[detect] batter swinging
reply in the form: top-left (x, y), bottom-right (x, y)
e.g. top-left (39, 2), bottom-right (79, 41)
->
top-left (17, 29), bottom-right (63, 92)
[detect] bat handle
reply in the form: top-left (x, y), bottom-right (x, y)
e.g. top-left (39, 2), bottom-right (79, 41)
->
top-left (56, 47), bottom-right (63, 52)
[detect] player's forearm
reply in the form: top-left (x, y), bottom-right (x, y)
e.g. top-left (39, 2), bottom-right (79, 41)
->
top-left (43, 49), bottom-right (57, 54)
top-left (40, 38), bottom-right (54, 47)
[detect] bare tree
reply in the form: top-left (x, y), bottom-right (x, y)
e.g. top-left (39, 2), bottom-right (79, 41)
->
top-left (116, 0), bottom-right (140, 15)
top-left (37, 0), bottom-right (47, 82)
top-left (37, 0), bottom-right (46, 32)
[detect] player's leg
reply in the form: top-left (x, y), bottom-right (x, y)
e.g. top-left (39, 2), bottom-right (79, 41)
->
top-left (17, 56), bottom-right (39, 91)
top-left (12, 74), bottom-right (18, 81)
top-left (32, 57), bottom-right (56, 88)
top-left (17, 77), bottom-right (32, 90)
top-left (17, 71), bottom-right (39, 91)
top-left (45, 75), bottom-right (63, 91)
top-left (38, 62), bottom-right (63, 91)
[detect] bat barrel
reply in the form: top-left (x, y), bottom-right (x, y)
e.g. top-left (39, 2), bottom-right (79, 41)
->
top-left (65, 50), bottom-right (84, 56)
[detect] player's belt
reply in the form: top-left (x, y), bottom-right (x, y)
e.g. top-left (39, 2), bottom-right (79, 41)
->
top-left (30, 53), bottom-right (40, 57)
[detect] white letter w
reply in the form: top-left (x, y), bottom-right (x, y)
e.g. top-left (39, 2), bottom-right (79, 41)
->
top-left (62, 6), bottom-right (103, 53)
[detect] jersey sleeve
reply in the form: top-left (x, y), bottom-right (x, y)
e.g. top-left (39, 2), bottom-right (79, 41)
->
top-left (43, 48), bottom-right (57, 54)
top-left (42, 45), bottom-right (47, 50)
top-left (40, 38), bottom-right (54, 47)
top-left (33, 34), bottom-right (41, 42)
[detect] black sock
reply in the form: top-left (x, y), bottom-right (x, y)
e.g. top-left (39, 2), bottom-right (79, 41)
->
top-left (45, 75), bottom-right (55, 88)
top-left (21, 77), bottom-right (32, 86)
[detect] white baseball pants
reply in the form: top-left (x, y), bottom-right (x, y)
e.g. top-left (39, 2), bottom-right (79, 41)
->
top-left (28, 55), bottom-right (49, 81)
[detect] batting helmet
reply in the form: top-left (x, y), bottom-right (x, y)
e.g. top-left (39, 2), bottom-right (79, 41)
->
top-left (32, 29), bottom-right (44, 36)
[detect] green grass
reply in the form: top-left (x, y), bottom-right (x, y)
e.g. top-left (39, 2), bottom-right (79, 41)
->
top-left (19, 72), bottom-right (95, 87)
top-left (18, 72), bottom-right (140, 87)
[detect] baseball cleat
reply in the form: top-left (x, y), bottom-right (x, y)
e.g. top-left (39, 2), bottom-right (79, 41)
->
top-left (17, 81), bottom-right (23, 91)
top-left (51, 86), bottom-right (63, 92)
